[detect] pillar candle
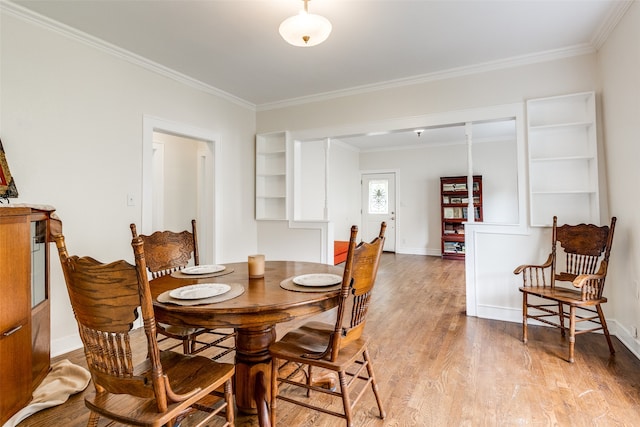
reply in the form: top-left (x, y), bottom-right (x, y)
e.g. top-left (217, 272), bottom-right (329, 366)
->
top-left (248, 254), bottom-right (265, 278)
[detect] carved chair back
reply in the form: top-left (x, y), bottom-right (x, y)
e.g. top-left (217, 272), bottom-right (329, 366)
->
top-left (54, 233), bottom-right (177, 412)
top-left (130, 220), bottom-right (199, 279)
top-left (329, 222), bottom-right (386, 362)
top-left (551, 216), bottom-right (616, 299)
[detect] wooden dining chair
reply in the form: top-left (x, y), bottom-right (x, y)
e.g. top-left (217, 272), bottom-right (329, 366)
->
top-left (130, 221), bottom-right (235, 359)
top-left (53, 232), bottom-right (235, 427)
top-left (514, 216), bottom-right (616, 363)
top-left (269, 222), bottom-right (387, 427)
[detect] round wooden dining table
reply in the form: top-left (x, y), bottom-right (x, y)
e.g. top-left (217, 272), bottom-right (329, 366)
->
top-left (150, 260), bottom-right (343, 425)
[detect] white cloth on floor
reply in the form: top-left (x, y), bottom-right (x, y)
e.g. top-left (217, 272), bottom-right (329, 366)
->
top-left (2, 359), bottom-right (91, 427)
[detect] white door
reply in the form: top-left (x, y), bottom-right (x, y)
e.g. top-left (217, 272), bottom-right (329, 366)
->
top-left (361, 173), bottom-right (396, 251)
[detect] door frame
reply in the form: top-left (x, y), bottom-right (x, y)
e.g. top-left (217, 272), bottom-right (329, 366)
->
top-left (360, 169), bottom-right (398, 252)
top-left (142, 115), bottom-right (221, 264)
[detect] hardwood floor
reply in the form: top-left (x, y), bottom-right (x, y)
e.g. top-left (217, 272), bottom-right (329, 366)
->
top-left (18, 254), bottom-right (640, 426)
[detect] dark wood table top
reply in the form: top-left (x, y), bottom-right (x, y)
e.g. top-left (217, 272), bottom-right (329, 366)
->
top-left (150, 260), bottom-right (344, 330)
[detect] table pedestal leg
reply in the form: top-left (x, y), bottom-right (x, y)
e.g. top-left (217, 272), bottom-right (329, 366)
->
top-left (234, 325), bottom-right (277, 419)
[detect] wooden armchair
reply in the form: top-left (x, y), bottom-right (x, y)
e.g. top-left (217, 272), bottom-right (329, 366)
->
top-left (514, 216), bottom-right (616, 363)
top-left (269, 222), bottom-right (387, 427)
top-left (130, 221), bottom-right (235, 359)
top-left (53, 232), bottom-right (234, 427)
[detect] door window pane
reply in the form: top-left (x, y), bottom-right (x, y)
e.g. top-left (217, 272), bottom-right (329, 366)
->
top-left (368, 180), bottom-right (388, 214)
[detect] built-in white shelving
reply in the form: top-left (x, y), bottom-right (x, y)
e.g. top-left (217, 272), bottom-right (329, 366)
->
top-left (526, 92), bottom-right (599, 226)
top-left (256, 131), bottom-right (288, 220)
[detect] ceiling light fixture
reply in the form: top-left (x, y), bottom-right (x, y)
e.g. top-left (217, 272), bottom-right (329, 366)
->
top-left (415, 129), bottom-right (425, 137)
top-left (279, 0), bottom-right (332, 47)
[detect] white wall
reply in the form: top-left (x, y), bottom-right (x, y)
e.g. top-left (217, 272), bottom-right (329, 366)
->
top-left (1, 11), bottom-right (258, 355)
top-left (299, 140), bottom-right (326, 220)
top-left (597, 1), bottom-right (640, 356)
top-left (329, 141), bottom-right (361, 241)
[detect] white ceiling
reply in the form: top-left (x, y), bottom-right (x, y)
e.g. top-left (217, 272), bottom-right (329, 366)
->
top-left (6, 0), bottom-right (627, 149)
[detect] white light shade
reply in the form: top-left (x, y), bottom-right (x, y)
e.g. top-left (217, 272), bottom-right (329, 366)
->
top-left (279, 10), bottom-right (332, 47)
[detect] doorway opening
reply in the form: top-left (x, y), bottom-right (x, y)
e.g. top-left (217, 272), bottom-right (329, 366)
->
top-left (142, 116), bottom-right (220, 264)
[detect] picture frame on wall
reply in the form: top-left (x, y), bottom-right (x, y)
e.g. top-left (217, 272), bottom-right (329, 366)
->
top-left (0, 138), bottom-right (19, 200)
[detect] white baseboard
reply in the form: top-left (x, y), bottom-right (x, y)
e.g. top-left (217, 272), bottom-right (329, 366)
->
top-left (612, 322), bottom-right (640, 360)
top-left (395, 246), bottom-right (440, 256)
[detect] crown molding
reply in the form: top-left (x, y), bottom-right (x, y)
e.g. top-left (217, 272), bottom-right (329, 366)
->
top-left (257, 44), bottom-right (596, 112)
top-left (1, 1), bottom-right (257, 111)
top-left (591, 0), bottom-right (634, 49)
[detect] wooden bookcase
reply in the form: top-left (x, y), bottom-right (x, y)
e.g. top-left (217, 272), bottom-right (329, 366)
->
top-left (440, 176), bottom-right (483, 260)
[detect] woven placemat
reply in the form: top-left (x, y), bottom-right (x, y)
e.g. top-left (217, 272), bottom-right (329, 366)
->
top-left (157, 283), bottom-right (245, 306)
top-left (280, 276), bottom-right (342, 293)
top-left (170, 267), bottom-right (235, 279)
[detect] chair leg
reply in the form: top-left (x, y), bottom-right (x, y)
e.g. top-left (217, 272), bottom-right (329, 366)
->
top-left (522, 293), bottom-right (528, 344)
top-left (182, 338), bottom-right (191, 354)
top-left (363, 349), bottom-right (386, 419)
top-left (568, 305), bottom-right (576, 363)
top-left (338, 371), bottom-right (354, 427)
top-left (558, 302), bottom-right (566, 337)
top-left (306, 365), bottom-right (312, 398)
top-left (270, 357), bottom-right (278, 427)
top-left (86, 412), bottom-right (100, 427)
top-left (225, 379), bottom-right (235, 425)
top-left (596, 304), bottom-right (615, 355)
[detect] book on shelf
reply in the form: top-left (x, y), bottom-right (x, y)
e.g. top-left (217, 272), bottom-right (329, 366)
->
top-left (443, 241), bottom-right (465, 253)
top-left (462, 207), bottom-right (481, 220)
top-left (443, 183), bottom-right (467, 192)
top-left (444, 207), bottom-right (464, 219)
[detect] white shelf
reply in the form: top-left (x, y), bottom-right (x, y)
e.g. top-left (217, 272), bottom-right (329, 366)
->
top-left (526, 92), bottom-right (599, 227)
top-left (527, 91), bottom-right (594, 127)
top-left (256, 132), bottom-right (288, 220)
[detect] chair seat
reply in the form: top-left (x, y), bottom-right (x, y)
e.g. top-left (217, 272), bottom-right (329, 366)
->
top-left (157, 322), bottom-right (202, 337)
top-left (85, 351), bottom-right (234, 426)
top-left (269, 321), bottom-right (370, 371)
top-left (519, 286), bottom-right (607, 306)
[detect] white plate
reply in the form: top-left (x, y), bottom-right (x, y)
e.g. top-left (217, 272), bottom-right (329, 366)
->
top-left (181, 264), bottom-right (225, 275)
top-left (292, 274), bottom-right (343, 287)
top-left (169, 283), bottom-right (231, 300)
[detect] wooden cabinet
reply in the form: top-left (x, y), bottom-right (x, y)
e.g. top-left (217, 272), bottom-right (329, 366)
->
top-left (0, 206), bottom-right (57, 425)
top-left (440, 176), bottom-right (483, 260)
top-left (256, 131), bottom-right (288, 220)
top-left (526, 91), bottom-right (599, 226)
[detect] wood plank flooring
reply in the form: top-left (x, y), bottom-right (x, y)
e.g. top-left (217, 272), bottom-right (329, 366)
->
top-left (18, 254), bottom-right (640, 426)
